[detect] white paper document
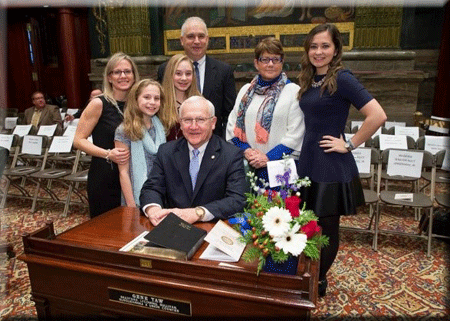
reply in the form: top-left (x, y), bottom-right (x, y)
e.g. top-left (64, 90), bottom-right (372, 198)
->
top-left (0, 134), bottom-right (14, 150)
top-left (352, 147), bottom-right (371, 174)
top-left (395, 126), bottom-right (419, 141)
top-left (4, 117), bottom-right (18, 129)
top-left (424, 136), bottom-right (450, 155)
top-left (379, 134), bottom-right (408, 150)
top-left (12, 125), bottom-right (32, 137)
top-left (266, 158), bottom-right (298, 188)
top-left (63, 125), bottom-right (78, 137)
top-left (387, 150), bottom-right (423, 178)
top-left (385, 121), bottom-right (406, 129)
top-left (49, 136), bottom-right (74, 153)
top-left (21, 135), bottom-right (43, 155)
top-left (200, 220), bottom-right (245, 263)
top-left (37, 124), bottom-right (57, 137)
top-left (394, 193), bottom-right (413, 202)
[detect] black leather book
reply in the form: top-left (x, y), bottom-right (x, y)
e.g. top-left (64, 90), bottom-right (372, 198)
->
top-left (144, 213), bottom-right (207, 260)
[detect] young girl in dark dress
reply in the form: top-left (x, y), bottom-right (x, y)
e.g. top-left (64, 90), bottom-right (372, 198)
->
top-left (296, 24), bottom-right (387, 296)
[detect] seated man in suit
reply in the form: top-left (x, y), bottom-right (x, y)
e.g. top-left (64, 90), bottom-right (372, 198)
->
top-left (24, 91), bottom-right (63, 135)
top-left (140, 96), bottom-right (246, 226)
top-left (157, 16), bottom-right (236, 137)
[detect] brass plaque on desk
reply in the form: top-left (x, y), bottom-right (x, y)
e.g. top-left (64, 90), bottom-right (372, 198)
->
top-left (109, 287), bottom-right (192, 316)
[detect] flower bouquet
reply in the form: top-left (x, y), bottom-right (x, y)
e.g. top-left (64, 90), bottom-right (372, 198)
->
top-left (232, 164), bottom-right (329, 275)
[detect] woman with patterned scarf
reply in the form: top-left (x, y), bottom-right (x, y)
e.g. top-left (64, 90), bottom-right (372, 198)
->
top-left (226, 37), bottom-right (305, 185)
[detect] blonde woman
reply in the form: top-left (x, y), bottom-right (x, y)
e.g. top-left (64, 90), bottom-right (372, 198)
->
top-left (114, 79), bottom-right (166, 207)
top-left (161, 54), bottom-right (200, 140)
top-left (74, 52), bottom-right (140, 217)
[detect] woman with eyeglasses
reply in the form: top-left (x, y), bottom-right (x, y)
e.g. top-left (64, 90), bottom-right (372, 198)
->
top-left (161, 54), bottom-right (200, 141)
top-left (226, 37), bottom-right (305, 184)
top-left (74, 52), bottom-right (140, 218)
top-left (296, 24), bottom-right (386, 297)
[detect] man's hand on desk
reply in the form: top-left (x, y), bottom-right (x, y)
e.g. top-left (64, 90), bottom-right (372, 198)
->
top-left (146, 206), bottom-right (201, 226)
top-left (170, 208), bottom-right (198, 224)
top-left (146, 207), bottom-right (172, 226)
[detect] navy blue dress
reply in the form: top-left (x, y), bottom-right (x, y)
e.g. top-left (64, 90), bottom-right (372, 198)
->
top-left (297, 70), bottom-right (373, 217)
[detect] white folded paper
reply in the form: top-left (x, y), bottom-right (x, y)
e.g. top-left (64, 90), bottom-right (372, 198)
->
top-left (200, 220), bottom-right (245, 262)
top-left (394, 193), bottom-right (413, 202)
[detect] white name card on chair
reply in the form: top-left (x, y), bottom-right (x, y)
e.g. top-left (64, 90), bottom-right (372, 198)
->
top-left (37, 124), bottom-right (57, 137)
top-left (66, 108), bottom-right (79, 115)
top-left (0, 134), bottom-right (14, 150)
top-left (49, 136), bottom-right (74, 153)
top-left (442, 149), bottom-right (450, 171)
top-left (4, 117), bottom-right (18, 129)
top-left (424, 135), bottom-right (450, 155)
top-left (63, 125), bottom-right (78, 138)
top-left (394, 126), bottom-right (419, 141)
top-left (352, 148), bottom-right (371, 174)
top-left (371, 127), bottom-right (382, 139)
top-left (12, 124), bottom-right (32, 137)
top-left (387, 150), bottom-right (423, 178)
top-left (385, 121), bottom-right (406, 129)
top-left (379, 134), bottom-right (407, 150)
top-left (351, 121), bottom-right (363, 129)
top-left (344, 134), bottom-right (369, 147)
top-left (22, 135), bottom-right (43, 155)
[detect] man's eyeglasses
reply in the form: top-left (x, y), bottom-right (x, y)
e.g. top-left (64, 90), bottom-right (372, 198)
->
top-left (110, 69), bottom-right (133, 76)
top-left (180, 117), bottom-right (213, 126)
top-left (258, 57), bottom-right (283, 64)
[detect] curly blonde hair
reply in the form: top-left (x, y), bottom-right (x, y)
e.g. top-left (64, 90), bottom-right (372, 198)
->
top-left (123, 79), bottom-right (164, 141)
top-left (297, 23), bottom-right (344, 100)
top-left (160, 54), bottom-right (200, 132)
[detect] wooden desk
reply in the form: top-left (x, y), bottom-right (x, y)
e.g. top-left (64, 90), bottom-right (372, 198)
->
top-left (19, 207), bottom-right (319, 320)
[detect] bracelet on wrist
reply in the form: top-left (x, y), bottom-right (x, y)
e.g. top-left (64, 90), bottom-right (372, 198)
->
top-left (105, 149), bottom-right (112, 164)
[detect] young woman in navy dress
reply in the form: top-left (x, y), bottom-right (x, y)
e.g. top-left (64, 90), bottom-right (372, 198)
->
top-left (296, 24), bottom-right (387, 296)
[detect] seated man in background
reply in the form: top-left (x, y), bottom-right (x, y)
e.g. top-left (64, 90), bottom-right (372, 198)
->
top-left (65, 88), bottom-right (103, 122)
top-left (24, 91), bottom-right (63, 135)
top-left (140, 96), bottom-right (246, 226)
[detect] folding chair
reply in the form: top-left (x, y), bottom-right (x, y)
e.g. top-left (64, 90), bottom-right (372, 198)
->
top-left (374, 149), bottom-right (436, 256)
top-left (29, 136), bottom-right (78, 212)
top-left (61, 149), bottom-right (89, 216)
top-left (341, 148), bottom-right (380, 248)
top-left (0, 135), bottom-right (50, 207)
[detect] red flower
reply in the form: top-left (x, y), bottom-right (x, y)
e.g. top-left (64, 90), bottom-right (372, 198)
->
top-left (301, 221), bottom-right (321, 239)
top-left (285, 195), bottom-right (300, 217)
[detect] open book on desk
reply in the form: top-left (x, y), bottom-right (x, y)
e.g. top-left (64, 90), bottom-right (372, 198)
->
top-left (200, 220), bottom-right (246, 263)
top-left (120, 213), bottom-right (207, 260)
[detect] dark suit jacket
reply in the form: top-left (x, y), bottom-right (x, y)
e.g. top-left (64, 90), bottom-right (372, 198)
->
top-left (140, 135), bottom-right (246, 220)
top-left (157, 55), bottom-right (236, 137)
top-left (24, 104), bottom-right (63, 135)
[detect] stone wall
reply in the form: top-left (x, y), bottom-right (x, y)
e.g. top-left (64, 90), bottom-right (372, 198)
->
top-left (89, 49), bottom-right (439, 126)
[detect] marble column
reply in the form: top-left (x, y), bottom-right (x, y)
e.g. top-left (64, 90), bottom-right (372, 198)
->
top-left (58, 8), bottom-right (81, 110)
top-left (432, 2), bottom-right (450, 119)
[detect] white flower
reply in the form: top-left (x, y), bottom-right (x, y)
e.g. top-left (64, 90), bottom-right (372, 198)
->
top-left (274, 224), bottom-right (307, 256)
top-left (262, 207), bottom-right (292, 237)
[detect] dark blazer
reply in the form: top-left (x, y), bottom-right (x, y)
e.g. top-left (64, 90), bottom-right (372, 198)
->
top-left (24, 104), bottom-right (63, 135)
top-left (140, 135), bottom-right (246, 220)
top-left (157, 55), bottom-right (237, 137)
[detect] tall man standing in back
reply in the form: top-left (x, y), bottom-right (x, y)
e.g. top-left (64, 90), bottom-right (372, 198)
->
top-left (24, 91), bottom-right (63, 135)
top-left (157, 16), bottom-right (236, 137)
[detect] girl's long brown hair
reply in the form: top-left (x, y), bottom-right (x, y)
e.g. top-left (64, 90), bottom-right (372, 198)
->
top-left (298, 23), bottom-right (344, 100)
top-left (123, 79), bottom-right (164, 141)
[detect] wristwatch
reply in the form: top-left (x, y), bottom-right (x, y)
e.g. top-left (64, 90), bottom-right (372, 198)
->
top-left (344, 139), bottom-right (355, 152)
top-left (195, 207), bottom-right (205, 220)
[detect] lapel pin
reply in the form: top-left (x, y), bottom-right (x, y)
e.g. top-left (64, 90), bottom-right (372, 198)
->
top-left (211, 155), bottom-right (215, 159)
